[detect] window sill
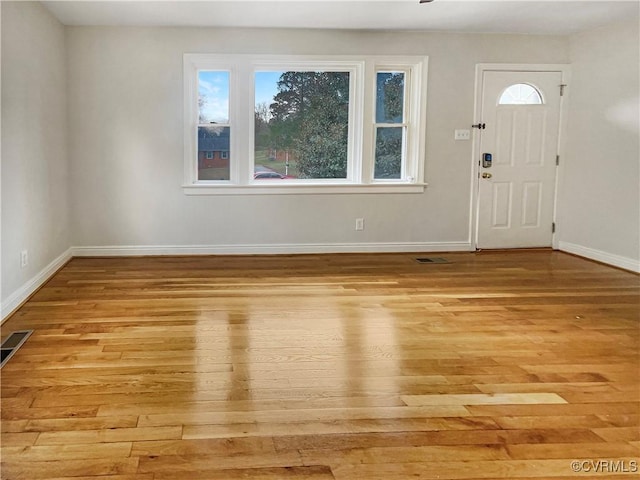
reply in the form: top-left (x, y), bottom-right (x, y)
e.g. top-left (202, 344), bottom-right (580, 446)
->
top-left (182, 183), bottom-right (428, 195)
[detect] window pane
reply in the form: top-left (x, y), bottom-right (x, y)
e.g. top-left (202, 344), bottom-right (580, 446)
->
top-left (374, 127), bottom-right (403, 179)
top-left (199, 71), bottom-right (230, 124)
top-left (498, 83), bottom-right (543, 105)
top-left (254, 71), bottom-right (350, 180)
top-left (198, 126), bottom-right (230, 180)
top-left (376, 72), bottom-right (405, 123)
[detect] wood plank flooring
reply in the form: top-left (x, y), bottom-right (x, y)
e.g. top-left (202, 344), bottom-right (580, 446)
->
top-left (1, 251), bottom-right (638, 479)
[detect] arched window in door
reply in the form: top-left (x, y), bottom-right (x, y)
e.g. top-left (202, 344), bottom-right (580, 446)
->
top-left (499, 83), bottom-right (543, 105)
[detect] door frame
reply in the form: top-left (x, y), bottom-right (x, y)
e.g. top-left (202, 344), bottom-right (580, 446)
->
top-left (469, 64), bottom-right (571, 251)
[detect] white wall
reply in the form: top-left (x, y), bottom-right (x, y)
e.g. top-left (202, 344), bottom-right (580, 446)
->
top-left (3, 6), bottom-right (637, 322)
top-left (1, 1), bottom-right (71, 316)
top-left (558, 19), bottom-right (640, 271)
top-left (65, 27), bottom-right (568, 254)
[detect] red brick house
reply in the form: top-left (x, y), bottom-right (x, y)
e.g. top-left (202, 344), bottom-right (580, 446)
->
top-left (198, 127), bottom-right (230, 169)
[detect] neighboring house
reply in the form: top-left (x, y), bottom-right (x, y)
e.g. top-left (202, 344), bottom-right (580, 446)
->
top-left (198, 127), bottom-right (230, 169)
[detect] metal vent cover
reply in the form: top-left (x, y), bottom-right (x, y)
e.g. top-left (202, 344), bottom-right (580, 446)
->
top-left (415, 257), bottom-right (450, 264)
top-left (1, 330), bottom-right (33, 368)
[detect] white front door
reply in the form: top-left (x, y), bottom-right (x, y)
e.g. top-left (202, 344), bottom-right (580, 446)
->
top-left (476, 70), bottom-right (563, 249)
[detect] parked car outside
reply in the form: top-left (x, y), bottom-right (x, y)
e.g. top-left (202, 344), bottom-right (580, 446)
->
top-left (253, 171), bottom-right (287, 179)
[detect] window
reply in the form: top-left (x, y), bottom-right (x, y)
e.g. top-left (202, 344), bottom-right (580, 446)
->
top-left (374, 71), bottom-right (406, 180)
top-left (499, 83), bottom-right (543, 105)
top-left (254, 70), bottom-right (351, 181)
top-left (196, 70), bottom-right (230, 181)
top-left (184, 55), bottom-right (428, 194)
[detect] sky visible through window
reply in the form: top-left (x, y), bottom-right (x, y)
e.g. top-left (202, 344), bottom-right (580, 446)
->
top-left (198, 70), bottom-right (282, 123)
top-left (198, 71), bottom-right (229, 123)
top-left (255, 71), bottom-right (282, 110)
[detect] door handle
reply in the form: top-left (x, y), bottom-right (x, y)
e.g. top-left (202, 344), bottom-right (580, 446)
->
top-left (482, 173), bottom-right (492, 179)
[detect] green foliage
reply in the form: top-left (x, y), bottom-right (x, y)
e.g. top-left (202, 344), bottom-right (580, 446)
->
top-left (373, 73), bottom-right (405, 179)
top-left (259, 71), bottom-right (350, 179)
top-left (254, 102), bottom-right (271, 150)
top-left (376, 72), bottom-right (404, 123)
top-left (254, 70), bottom-right (406, 179)
top-left (374, 127), bottom-right (403, 179)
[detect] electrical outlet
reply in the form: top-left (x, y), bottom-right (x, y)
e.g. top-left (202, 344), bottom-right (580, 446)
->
top-left (355, 218), bottom-right (364, 231)
top-left (20, 250), bottom-right (28, 268)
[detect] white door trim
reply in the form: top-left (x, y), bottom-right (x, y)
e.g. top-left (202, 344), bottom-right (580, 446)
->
top-left (469, 63), bottom-right (571, 250)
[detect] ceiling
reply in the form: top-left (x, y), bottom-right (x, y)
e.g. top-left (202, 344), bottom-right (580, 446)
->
top-left (41, 0), bottom-right (639, 36)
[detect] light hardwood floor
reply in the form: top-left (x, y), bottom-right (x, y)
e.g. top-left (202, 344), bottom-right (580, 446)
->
top-left (1, 251), bottom-right (638, 479)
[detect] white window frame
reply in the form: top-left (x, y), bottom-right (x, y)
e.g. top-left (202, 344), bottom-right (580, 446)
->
top-left (250, 59), bottom-right (363, 186)
top-left (371, 64), bottom-right (424, 184)
top-left (184, 54), bottom-right (428, 195)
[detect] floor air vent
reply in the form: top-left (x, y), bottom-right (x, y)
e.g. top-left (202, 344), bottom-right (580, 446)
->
top-left (415, 257), bottom-right (450, 264)
top-left (1, 330), bottom-right (33, 368)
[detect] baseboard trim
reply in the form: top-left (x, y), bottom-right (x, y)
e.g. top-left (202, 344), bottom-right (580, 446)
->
top-left (1, 247), bottom-right (74, 323)
top-left (71, 242), bottom-right (473, 257)
top-left (558, 241), bottom-right (640, 273)
top-left (0, 241), bottom-right (471, 323)
top-left (2, 241), bottom-right (634, 324)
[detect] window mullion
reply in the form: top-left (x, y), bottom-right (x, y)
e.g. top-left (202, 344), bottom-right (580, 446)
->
top-left (184, 58), bottom-right (198, 185)
top-left (402, 67), bottom-right (412, 182)
top-left (407, 61), bottom-right (426, 184)
top-left (348, 62), bottom-right (365, 184)
top-left (233, 62), bottom-right (251, 185)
